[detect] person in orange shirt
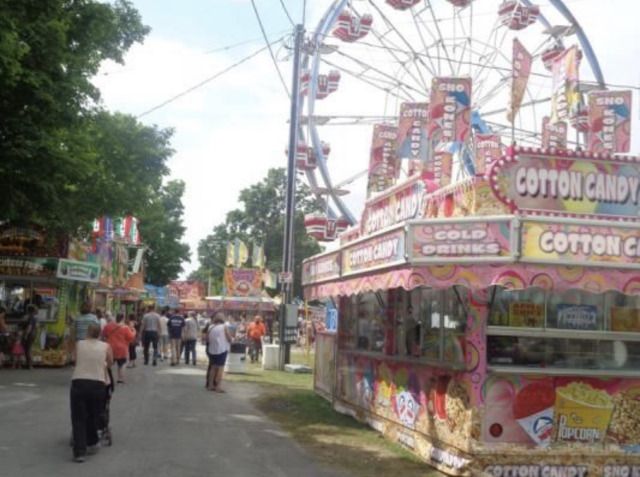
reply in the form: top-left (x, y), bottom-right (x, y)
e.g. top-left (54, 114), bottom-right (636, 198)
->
top-left (102, 314), bottom-right (135, 384)
top-left (246, 315), bottom-right (266, 363)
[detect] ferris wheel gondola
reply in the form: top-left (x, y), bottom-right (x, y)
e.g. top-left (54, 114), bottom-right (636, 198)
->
top-left (298, 0), bottom-right (606, 235)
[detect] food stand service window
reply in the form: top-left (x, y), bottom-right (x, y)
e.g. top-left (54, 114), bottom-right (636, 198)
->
top-left (340, 287), bottom-right (468, 368)
top-left (488, 287), bottom-right (640, 375)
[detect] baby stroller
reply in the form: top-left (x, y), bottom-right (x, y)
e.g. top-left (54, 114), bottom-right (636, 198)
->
top-left (99, 368), bottom-right (115, 446)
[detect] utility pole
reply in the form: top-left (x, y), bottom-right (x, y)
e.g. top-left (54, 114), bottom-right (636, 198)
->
top-left (279, 23), bottom-right (304, 369)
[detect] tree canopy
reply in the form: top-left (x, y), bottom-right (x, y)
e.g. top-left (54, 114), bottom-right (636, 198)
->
top-left (139, 180), bottom-right (191, 286)
top-left (193, 168), bottom-right (324, 298)
top-left (0, 0), bottom-right (156, 232)
top-left (0, 1), bottom-right (191, 284)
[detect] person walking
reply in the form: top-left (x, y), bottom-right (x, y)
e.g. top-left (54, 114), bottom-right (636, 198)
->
top-left (102, 314), bottom-right (135, 384)
top-left (206, 314), bottom-right (231, 392)
top-left (183, 311), bottom-right (199, 365)
top-left (72, 302), bottom-right (99, 343)
top-left (246, 315), bottom-right (266, 364)
top-left (126, 314), bottom-right (140, 368)
top-left (167, 309), bottom-right (185, 366)
top-left (70, 322), bottom-right (113, 462)
top-left (21, 304), bottom-right (39, 369)
top-left (140, 306), bottom-right (161, 366)
top-left (159, 308), bottom-right (170, 362)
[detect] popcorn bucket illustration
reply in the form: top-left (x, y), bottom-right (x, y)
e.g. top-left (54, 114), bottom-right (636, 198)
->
top-left (554, 382), bottom-right (615, 444)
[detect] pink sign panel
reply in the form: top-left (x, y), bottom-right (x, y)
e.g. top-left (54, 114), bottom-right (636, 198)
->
top-left (489, 148), bottom-right (640, 220)
top-left (360, 171), bottom-right (436, 236)
top-left (475, 134), bottom-right (502, 176)
top-left (409, 219), bottom-right (514, 263)
top-left (342, 228), bottom-right (406, 276)
top-left (397, 102), bottom-right (429, 165)
top-left (428, 77), bottom-right (472, 148)
top-left (588, 90), bottom-right (632, 154)
top-left (367, 124), bottom-right (399, 194)
top-left (541, 117), bottom-right (567, 150)
top-left (302, 252), bottom-right (341, 285)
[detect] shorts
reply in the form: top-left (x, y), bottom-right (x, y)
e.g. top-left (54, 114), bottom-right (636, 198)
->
top-left (208, 351), bottom-right (228, 367)
top-left (115, 358), bottom-right (127, 368)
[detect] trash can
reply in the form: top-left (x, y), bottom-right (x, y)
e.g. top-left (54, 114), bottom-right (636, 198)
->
top-left (262, 344), bottom-right (281, 370)
top-left (225, 342), bottom-right (247, 374)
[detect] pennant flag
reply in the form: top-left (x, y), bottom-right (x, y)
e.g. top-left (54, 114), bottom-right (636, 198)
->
top-left (428, 77), bottom-right (472, 151)
top-left (587, 90), bottom-right (632, 154)
top-left (396, 102), bottom-right (429, 175)
top-left (263, 269), bottom-right (277, 289)
top-left (541, 116), bottom-right (567, 149)
top-left (225, 239), bottom-right (249, 267)
top-left (252, 242), bottom-right (265, 269)
top-left (508, 39), bottom-right (533, 123)
top-left (366, 124), bottom-right (399, 196)
top-left (474, 134), bottom-right (502, 176)
top-left (551, 45), bottom-right (581, 123)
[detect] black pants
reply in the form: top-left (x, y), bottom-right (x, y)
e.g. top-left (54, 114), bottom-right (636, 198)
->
top-left (183, 339), bottom-right (196, 364)
top-left (129, 342), bottom-right (137, 361)
top-left (70, 379), bottom-right (105, 458)
top-left (142, 331), bottom-right (159, 364)
top-left (22, 336), bottom-right (34, 368)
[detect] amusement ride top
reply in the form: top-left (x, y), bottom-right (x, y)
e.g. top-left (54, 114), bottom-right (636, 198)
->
top-left (296, 0), bottom-right (631, 243)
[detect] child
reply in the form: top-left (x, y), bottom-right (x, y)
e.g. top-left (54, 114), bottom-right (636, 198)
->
top-left (12, 331), bottom-right (26, 369)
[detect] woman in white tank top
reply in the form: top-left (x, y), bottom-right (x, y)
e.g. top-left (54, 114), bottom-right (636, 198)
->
top-left (70, 323), bottom-right (113, 462)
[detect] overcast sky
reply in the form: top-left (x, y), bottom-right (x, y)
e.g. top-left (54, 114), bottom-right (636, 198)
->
top-left (93, 0), bottom-right (640, 278)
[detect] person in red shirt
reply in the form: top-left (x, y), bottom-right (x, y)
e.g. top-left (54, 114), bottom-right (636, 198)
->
top-left (102, 313), bottom-right (135, 383)
top-left (246, 315), bottom-right (266, 363)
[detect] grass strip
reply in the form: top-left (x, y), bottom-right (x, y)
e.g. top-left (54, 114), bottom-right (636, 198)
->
top-left (226, 358), bottom-right (443, 477)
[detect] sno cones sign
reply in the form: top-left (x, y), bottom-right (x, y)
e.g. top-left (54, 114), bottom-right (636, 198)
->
top-left (587, 90), bottom-right (632, 154)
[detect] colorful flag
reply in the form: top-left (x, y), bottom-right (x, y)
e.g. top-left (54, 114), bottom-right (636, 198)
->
top-left (428, 77), bottom-right (472, 149)
top-left (226, 239), bottom-right (249, 267)
top-left (550, 45), bottom-right (581, 123)
top-left (252, 242), bottom-right (265, 269)
top-left (508, 38), bottom-right (533, 123)
top-left (366, 124), bottom-right (398, 195)
top-left (474, 134), bottom-right (502, 176)
top-left (541, 116), bottom-right (568, 149)
top-left (587, 90), bottom-right (632, 154)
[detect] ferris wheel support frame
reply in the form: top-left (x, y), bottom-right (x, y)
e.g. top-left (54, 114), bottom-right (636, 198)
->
top-left (303, 0), bottom-right (606, 227)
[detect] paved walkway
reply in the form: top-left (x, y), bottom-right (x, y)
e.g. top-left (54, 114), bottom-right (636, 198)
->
top-left (0, 356), bottom-right (344, 477)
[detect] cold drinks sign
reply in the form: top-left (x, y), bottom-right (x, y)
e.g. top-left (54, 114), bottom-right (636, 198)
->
top-left (409, 218), bottom-right (514, 263)
top-left (489, 148), bottom-right (640, 219)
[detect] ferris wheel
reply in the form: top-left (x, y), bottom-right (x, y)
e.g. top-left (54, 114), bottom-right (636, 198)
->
top-left (299, 0), bottom-right (606, 238)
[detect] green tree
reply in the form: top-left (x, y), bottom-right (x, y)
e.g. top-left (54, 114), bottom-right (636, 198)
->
top-left (139, 180), bottom-right (191, 286)
top-left (0, 0), bottom-right (150, 232)
top-left (195, 168), bottom-right (324, 298)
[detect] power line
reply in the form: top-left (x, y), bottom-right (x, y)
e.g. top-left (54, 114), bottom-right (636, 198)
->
top-left (136, 39), bottom-right (283, 119)
top-left (279, 0), bottom-right (295, 26)
top-left (250, 0), bottom-right (291, 98)
top-left (203, 30), bottom-right (288, 54)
